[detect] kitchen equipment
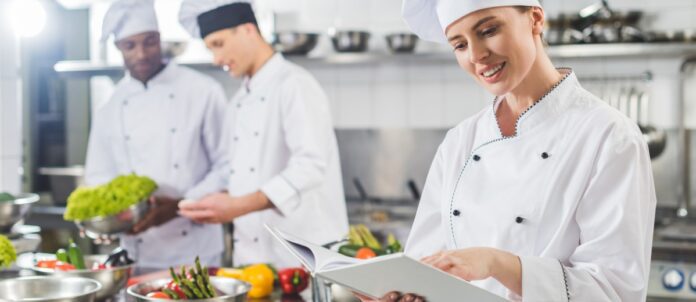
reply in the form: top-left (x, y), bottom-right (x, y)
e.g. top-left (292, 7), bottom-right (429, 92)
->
top-left (271, 32), bottom-right (319, 56)
top-left (385, 33), bottom-right (418, 53)
top-left (75, 199), bottom-right (149, 239)
top-left (634, 91), bottom-right (667, 159)
top-left (161, 41), bottom-right (188, 60)
top-left (0, 193), bottom-right (40, 233)
top-left (328, 29), bottom-right (370, 53)
top-left (127, 277), bottom-right (250, 301)
top-left (18, 253), bottom-right (135, 300)
top-left (38, 166), bottom-right (84, 205)
top-left (0, 276), bottom-right (101, 302)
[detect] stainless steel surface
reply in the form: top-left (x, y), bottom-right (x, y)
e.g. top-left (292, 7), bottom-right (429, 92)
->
top-left (0, 276), bottom-right (101, 302)
top-left (38, 166), bottom-right (84, 205)
top-left (328, 30), bottom-right (370, 53)
top-left (271, 32), bottom-right (319, 56)
top-left (0, 193), bottom-right (40, 233)
top-left (337, 129), bottom-right (445, 201)
top-left (385, 33), bottom-right (418, 53)
top-left (76, 200), bottom-right (150, 237)
top-left (127, 277), bottom-right (250, 301)
top-left (17, 253), bottom-right (134, 300)
top-left (676, 59), bottom-right (696, 217)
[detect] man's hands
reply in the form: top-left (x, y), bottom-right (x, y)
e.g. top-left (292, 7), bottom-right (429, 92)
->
top-left (178, 191), bottom-right (272, 224)
top-left (355, 291), bottom-right (426, 302)
top-left (129, 196), bottom-right (181, 234)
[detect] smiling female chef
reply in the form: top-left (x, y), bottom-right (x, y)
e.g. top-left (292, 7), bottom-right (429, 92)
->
top-left (367, 0), bottom-right (657, 301)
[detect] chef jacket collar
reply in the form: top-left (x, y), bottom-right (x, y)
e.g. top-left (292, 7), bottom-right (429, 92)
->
top-left (243, 52), bottom-right (285, 93)
top-left (125, 62), bottom-right (178, 91)
top-left (492, 68), bottom-right (577, 137)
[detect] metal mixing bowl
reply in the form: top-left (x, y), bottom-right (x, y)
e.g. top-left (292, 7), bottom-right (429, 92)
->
top-left (19, 253), bottom-right (134, 300)
top-left (385, 33), bottom-right (419, 53)
top-left (271, 32), bottom-right (319, 56)
top-left (0, 276), bottom-right (101, 302)
top-left (127, 277), bottom-right (250, 301)
top-left (75, 199), bottom-right (149, 236)
top-left (0, 193), bottom-right (40, 233)
top-left (328, 30), bottom-right (370, 53)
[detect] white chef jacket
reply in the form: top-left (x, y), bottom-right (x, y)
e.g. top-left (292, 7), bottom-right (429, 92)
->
top-left (405, 69), bottom-right (656, 301)
top-left (85, 63), bottom-right (228, 269)
top-left (224, 53), bottom-right (348, 268)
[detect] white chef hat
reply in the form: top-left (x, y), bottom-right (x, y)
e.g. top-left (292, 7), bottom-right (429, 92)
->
top-left (101, 0), bottom-right (159, 42)
top-left (179, 0), bottom-right (257, 39)
top-left (402, 0), bottom-right (542, 43)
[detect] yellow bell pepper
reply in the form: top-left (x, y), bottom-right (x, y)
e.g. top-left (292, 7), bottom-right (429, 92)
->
top-left (241, 264), bottom-right (275, 298)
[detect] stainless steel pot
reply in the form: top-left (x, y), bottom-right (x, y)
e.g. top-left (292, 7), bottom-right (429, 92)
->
top-left (0, 276), bottom-right (101, 302)
top-left (385, 33), bottom-right (418, 53)
top-left (75, 199), bottom-right (150, 238)
top-left (328, 30), bottom-right (370, 53)
top-left (0, 193), bottom-right (39, 233)
top-left (271, 32), bottom-right (319, 56)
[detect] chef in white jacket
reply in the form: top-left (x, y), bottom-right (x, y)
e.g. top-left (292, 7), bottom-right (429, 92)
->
top-left (177, 0), bottom-right (348, 268)
top-left (361, 1), bottom-right (656, 301)
top-left (85, 0), bottom-right (227, 268)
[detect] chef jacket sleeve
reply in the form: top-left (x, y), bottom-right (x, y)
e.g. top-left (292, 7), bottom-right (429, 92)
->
top-left (184, 83), bottom-right (229, 200)
top-left (260, 74), bottom-right (333, 215)
top-left (520, 123), bottom-right (656, 302)
top-left (404, 141), bottom-right (449, 259)
top-left (84, 107), bottom-right (118, 186)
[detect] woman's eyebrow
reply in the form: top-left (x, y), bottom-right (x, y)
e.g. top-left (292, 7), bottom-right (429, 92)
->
top-left (471, 16), bottom-right (496, 31)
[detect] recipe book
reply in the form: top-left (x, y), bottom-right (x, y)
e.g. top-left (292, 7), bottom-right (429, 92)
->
top-left (265, 225), bottom-right (507, 302)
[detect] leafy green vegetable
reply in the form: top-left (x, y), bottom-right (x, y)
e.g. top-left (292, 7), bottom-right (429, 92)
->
top-left (64, 174), bottom-right (157, 221)
top-left (0, 192), bottom-right (15, 203)
top-left (0, 235), bottom-right (16, 268)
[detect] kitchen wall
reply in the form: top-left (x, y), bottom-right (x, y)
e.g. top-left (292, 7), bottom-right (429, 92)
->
top-left (0, 1), bottom-right (23, 193)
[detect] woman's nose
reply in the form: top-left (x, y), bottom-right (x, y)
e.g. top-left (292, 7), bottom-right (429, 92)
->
top-left (468, 42), bottom-right (490, 64)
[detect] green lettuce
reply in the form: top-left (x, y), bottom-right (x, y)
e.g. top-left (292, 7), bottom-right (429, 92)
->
top-left (0, 235), bottom-right (16, 268)
top-left (64, 174), bottom-right (157, 221)
top-left (0, 192), bottom-right (15, 202)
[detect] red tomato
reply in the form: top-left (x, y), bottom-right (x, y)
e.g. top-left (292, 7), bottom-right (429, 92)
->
top-left (146, 291), bottom-right (170, 299)
top-left (166, 281), bottom-right (187, 298)
top-left (55, 262), bottom-right (76, 271)
top-left (36, 260), bottom-right (58, 269)
top-left (355, 247), bottom-right (377, 259)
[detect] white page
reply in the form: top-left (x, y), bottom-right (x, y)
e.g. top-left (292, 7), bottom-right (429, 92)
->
top-left (320, 254), bottom-right (508, 302)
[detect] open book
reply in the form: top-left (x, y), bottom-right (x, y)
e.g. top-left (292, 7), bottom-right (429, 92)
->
top-left (265, 225), bottom-right (507, 302)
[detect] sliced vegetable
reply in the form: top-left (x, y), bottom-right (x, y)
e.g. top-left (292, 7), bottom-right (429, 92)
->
top-left (36, 259), bottom-right (58, 269)
top-left (0, 192), bottom-right (15, 202)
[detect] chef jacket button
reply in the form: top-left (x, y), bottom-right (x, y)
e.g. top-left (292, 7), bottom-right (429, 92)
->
top-left (125, 135), bottom-right (131, 141)
top-left (453, 209), bottom-right (461, 216)
top-left (169, 94), bottom-right (175, 99)
top-left (260, 97), bottom-right (265, 102)
top-left (254, 131), bottom-right (259, 137)
top-left (236, 103), bottom-right (241, 108)
top-left (123, 99), bottom-right (128, 106)
top-left (541, 152), bottom-right (549, 159)
top-left (173, 164), bottom-right (179, 169)
top-left (515, 216), bottom-right (525, 224)
top-left (253, 237), bottom-right (259, 242)
top-left (181, 230), bottom-right (188, 236)
top-left (233, 136), bottom-right (239, 141)
top-left (473, 155), bottom-right (481, 161)
top-left (171, 128), bottom-right (177, 133)
top-left (230, 169), bottom-right (235, 175)
top-left (250, 167), bottom-right (255, 172)
top-left (137, 238), bottom-right (143, 244)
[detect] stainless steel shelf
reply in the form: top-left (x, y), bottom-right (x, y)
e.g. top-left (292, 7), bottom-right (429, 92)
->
top-left (53, 43), bottom-right (696, 78)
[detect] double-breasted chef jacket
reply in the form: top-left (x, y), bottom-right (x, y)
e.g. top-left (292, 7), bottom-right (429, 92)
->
top-left (405, 69), bottom-right (656, 301)
top-left (85, 62), bottom-right (228, 268)
top-left (223, 53), bottom-right (349, 268)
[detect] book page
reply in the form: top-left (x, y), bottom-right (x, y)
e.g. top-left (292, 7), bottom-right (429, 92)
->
top-left (319, 254), bottom-right (508, 302)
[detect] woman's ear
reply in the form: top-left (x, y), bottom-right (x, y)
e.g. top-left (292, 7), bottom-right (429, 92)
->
top-left (530, 7), bottom-right (545, 35)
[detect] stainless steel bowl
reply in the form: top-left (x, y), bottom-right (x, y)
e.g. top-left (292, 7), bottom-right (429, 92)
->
top-left (271, 32), bottom-right (319, 56)
top-left (0, 276), bottom-right (101, 302)
top-left (18, 253), bottom-right (134, 300)
top-left (75, 199), bottom-right (149, 237)
top-left (385, 33), bottom-right (419, 53)
top-left (127, 277), bottom-right (250, 301)
top-left (328, 30), bottom-right (370, 53)
top-left (0, 193), bottom-right (40, 233)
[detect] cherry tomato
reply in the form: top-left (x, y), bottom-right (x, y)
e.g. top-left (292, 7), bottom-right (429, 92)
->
top-left (355, 247), bottom-right (377, 259)
top-left (146, 291), bottom-right (170, 299)
top-left (55, 262), bottom-right (76, 271)
top-left (166, 280), bottom-right (187, 298)
top-left (36, 260), bottom-right (58, 269)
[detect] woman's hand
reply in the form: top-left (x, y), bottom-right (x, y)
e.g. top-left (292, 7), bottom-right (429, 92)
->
top-left (355, 291), bottom-right (426, 302)
top-left (422, 247), bottom-right (522, 295)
